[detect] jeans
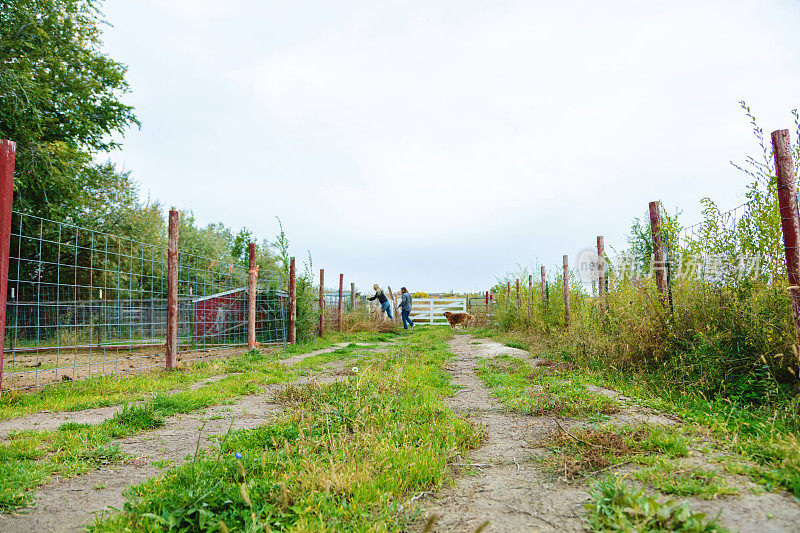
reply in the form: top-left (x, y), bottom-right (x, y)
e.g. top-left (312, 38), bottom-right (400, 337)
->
top-left (401, 310), bottom-right (414, 329)
top-left (381, 301), bottom-right (393, 319)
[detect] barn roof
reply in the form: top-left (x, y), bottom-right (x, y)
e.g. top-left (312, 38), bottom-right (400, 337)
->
top-left (193, 287), bottom-right (288, 303)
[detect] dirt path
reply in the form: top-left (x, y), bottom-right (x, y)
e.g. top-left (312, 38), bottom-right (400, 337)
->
top-left (0, 342), bottom-right (369, 440)
top-left (422, 335), bottom-right (800, 533)
top-left (422, 335), bottom-right (587, 532)
top-left (0, 342), bottom-right (383, 532)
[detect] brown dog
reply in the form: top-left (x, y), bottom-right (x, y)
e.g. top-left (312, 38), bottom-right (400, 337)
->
top-left (443, 311), bottom-right (475, 330)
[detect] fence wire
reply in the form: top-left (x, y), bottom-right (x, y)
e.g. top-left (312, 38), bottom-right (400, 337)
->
top-left (2, 211), bottom-right (287, 392)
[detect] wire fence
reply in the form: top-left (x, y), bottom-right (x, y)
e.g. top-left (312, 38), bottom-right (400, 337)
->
top-left (2, 211), bottom-right (287, 392)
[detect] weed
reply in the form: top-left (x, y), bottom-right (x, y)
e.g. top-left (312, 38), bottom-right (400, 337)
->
top-left (477, 354), bottom-right (619, 419)
top-left (585, 474), bottom-right (727, 532)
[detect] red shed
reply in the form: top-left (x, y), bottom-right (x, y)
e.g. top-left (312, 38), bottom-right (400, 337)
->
top-left (192, 287), bottom-right (248, 341)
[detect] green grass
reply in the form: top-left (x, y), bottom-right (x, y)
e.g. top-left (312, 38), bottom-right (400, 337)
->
top-left (476, 354), bottom-right (619, 419)
top-left (480, 328), bottom-right (800, 497)
top-left (0, 403), bottom-right (162, 510)
top-left (0, 336), bottom-right (392, 512)
top-left (585, 474), bottom-right (727, 532)
top-left (634, 460), bottom-right (738, 500)
top-left (89, 328), bottom-right (483, 532)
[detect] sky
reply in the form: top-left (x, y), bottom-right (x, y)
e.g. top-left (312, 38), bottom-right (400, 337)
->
top-left (101, 0), bottom-right (800, 293)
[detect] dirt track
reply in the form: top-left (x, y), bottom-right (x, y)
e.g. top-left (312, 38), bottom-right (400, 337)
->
top-left (0, 342), bottom-right (383, 533)
top-left (421, 335), bottom-right (800, 533)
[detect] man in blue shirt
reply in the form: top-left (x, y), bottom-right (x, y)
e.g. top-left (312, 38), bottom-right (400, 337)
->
top-left (399, 287), bottom-right (414, 329)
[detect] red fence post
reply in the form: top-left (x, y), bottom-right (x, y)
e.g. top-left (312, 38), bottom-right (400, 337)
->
top-left (563, 255), bottom-right (570, 328)
top-left (338, 273), bottom-right (344, 332)
top-left (318, 269), bottom-right (324, 337)
top-left (540, 265), bottom-right (546, 307)
top-left (597, 235), bottom-right (605, 299)
top-left (166, 210), bottom-right (179, 370)
top-left (773, 129), bottom-right (800, 346)
top-left (649, 201), bottom-right (666, 303)
top-left (288, 257), bottom-right (296, 344)
top-left (484, 290), bottom-right (489, 310)
top-left (527, 274), bottom-right (533, 318)
top-left (0, 140), bottom-right (16, 393)
top-left (247, 243), bottom-right (257, 349)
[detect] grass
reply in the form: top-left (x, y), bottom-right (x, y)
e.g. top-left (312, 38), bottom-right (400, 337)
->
top-left (476, 354), bottom-right (619, 419)
top-left (89, 327), bottom-right (483, 532)
top-left (0, 335), bottom-right (396, 512)
top-left (540, 424), bottom-right (688, 480)
top-left (0, 330), bottom-right (399, 421)
top-left (0, 403), bottom-right (162, 510)
top-left (480, 327), bottom-right (800, 497)
top-left (634, 460), bottom-right (738, 500)
top-left (585, 475), bottom-right (726, 532)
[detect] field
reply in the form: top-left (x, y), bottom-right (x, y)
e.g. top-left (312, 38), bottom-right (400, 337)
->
top-left (0, 325), bottom-right (799, 532)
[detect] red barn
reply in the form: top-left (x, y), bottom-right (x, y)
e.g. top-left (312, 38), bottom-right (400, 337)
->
top-left (192, 287), bottom-right (247, 341)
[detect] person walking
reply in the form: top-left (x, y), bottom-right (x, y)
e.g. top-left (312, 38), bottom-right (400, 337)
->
top-left (368, 284), bottom-right (393, 320)
top-left (399, 287), bottom-right (414, 329)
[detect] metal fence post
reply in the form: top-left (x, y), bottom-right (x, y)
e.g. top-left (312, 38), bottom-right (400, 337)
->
top-left (597, 235), bottom-right (605, 300)
top-left (288, 257), bottom-right (296, 344)
top-left (247, 243), bottom-right (257, 349)
top-left (0, 140), bottom-right (16, 392)
top-left (318, 269), bottom-right (324, 337)
top-left (773, 129), bottom-right (800, 346)
top-left (166, 210), bottom-right (179, 370)
top-left (484, 290), bottom-right (489, 310)
top-left (338, 273), bottom-right (344, 332)
top-left (649, 201), bottom-right (667, 303)
top-left (563, 255), bottom-right (569, 328)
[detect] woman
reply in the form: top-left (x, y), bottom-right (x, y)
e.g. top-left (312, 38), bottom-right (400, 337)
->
top-left (399, 287), bottom-right (414, 329)
top-left (367, 284), bottom-right (393, 320)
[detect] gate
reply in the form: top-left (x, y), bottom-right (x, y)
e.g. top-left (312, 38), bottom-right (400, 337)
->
top-left (408, 297), bottom-right (467, 325)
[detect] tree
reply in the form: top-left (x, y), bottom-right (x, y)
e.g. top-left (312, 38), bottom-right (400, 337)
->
top-left (0, 0), bottom-right (139, 219)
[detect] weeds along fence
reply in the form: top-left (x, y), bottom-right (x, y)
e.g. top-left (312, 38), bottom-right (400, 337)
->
top-left (489, 129), bottom-right (800, 400)
top-left (0, 141), bottom-right (289, 392)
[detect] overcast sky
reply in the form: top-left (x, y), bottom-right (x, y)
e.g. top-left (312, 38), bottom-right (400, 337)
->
top-left (102, 0), bottom-right (800, 293)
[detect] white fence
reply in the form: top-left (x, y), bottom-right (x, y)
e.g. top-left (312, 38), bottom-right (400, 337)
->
top-left (363, 295), bottom-right (468, 325)
top-left (407, 297), bottom-right (467, 325)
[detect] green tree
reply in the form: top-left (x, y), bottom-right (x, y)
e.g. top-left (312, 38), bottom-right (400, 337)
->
top-left (0, 0), bottom-right (139, 219)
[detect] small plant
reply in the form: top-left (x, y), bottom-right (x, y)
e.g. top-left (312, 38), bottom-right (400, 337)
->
top-left (585, 475), bottom-right (726, 532)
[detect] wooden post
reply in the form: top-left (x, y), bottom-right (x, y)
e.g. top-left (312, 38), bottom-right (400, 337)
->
top-left (166, 210), bottom-right (179, 370)
top-left (318, 269), bottom-right (324, 337)
top-left (527, 274), bottom-right (533, 318)
top-left (387, 285), bottom-right (399, 323)
top-left (288, 257), bottom-right (296, 344)
top-left (350, 282), bottom-right (355, 312)
top-left (247, 243), bottom-right (257, 349)
top-left (515, 279), bottom-right (520, 309)
top-left (649, 201), bottom-right (666, 303)
top-left (338, 273), bottom-right (344, 332)
top-left (563, 255), bottom-right (569, 328)
top-left (0, 140), bottom-right (15, 392)
top-left (597, 235), bottom-right (605, 299)
top-left (773, 129), bottom-right (800, 346)
top-left (540, 265), bottom-right (546, 307)
top-left (506, 281), bottom-right (510, 302)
